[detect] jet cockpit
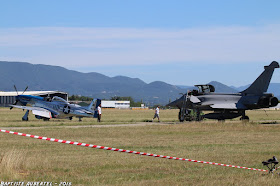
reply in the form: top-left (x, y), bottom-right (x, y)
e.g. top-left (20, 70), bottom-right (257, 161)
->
top-left (195, 84), bottom-right (215, 93)
top-left (188, 84), bottom-right (215, 96)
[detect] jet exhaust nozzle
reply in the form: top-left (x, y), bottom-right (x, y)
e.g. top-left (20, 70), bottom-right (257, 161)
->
top-left (258, 95), bottom-right (278, 108)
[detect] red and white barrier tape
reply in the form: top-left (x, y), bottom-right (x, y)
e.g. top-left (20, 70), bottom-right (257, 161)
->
top-left (0, 129), bottom-right (268, 172)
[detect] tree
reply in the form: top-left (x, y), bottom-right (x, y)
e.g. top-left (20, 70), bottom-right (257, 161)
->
top-left (69, 95), bottom-right (92, 101)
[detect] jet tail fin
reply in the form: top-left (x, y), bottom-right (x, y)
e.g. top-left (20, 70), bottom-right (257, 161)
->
top-left (241, 61), bottom-right (279, 95)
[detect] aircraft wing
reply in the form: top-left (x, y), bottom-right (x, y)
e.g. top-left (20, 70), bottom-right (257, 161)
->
top-left (10, 105), bottom-right (59, 118)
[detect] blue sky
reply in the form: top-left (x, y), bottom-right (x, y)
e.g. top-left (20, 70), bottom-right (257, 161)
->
top-left (1, 0), bottom-right (280, 86)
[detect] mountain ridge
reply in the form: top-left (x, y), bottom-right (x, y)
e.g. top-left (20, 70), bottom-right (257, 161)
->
top-left (0, 61), bottom-right (186, 105)
top-left (1, 61), bottom-right (279, 104)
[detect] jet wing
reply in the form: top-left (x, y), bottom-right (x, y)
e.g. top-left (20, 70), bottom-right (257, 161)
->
top-left (10, 105), bottom-right (59, 118)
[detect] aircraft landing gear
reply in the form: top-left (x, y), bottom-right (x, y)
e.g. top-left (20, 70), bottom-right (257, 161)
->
top-left (217, 116), bottom-right (225, 122)
top-left (177, 94), bottom-right (204, 122)
top-left (240, 116), bottom-right (249, 120)
top-left (22, 110), bottom-right (29, 121)
top-left (178, 108), bottom-right (202, 122)
top-left (22, 117), bottom-right (28, 121)
top-left (179, 108), bottom-right (186, 122)
top-left (240, 111), bottom-right (249, 121)
top-left (195, 109), bottom-right (203, 121)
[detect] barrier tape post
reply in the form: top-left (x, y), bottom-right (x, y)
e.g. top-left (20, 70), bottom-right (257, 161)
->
top-left (0, 129), bottom-right (268, 173)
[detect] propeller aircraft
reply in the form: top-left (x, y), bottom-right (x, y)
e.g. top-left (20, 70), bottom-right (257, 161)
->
top-left (10, 87), bottom-right (101, 121)
top-left (167, 61), bottom-right (280, 121)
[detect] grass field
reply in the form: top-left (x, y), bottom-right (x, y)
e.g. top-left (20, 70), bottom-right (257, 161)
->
top-left (1, 108), bottom-right (280, 185)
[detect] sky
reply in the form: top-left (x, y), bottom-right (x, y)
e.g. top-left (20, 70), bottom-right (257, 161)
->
top-left (1, 0), bottom-right (280, 87)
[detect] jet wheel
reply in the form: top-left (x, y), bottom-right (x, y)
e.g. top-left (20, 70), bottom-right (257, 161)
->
top-left (240, 115), bottom-right (249, 121)
top-left (218, 117), bottom-right (225, 122)
top-left (178, 110), bottom-right (184, 122)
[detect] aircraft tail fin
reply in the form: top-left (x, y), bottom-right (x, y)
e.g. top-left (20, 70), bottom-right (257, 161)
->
top-left (87, 98), bottom-right (101, 118)
top-left (87, 98), bottom-right (101, 111)
top-left (241, 61), bottom-right (279, 95)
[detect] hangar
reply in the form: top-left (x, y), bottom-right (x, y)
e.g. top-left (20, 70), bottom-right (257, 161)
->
top-left (0, 91), bottom-right (68, 107)
top-left (101, 100), bottom-right (130, 109)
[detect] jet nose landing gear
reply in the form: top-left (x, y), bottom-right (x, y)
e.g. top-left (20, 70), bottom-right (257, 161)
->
top-left (178, 108), bottom-right (203, 122)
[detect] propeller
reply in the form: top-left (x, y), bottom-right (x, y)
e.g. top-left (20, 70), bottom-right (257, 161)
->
top-left (14, 85), bottom-right (18, 96)
top-left (10, 85), bottom-right (28, 110)
top-left (22, 86), bottom-right (28, 95)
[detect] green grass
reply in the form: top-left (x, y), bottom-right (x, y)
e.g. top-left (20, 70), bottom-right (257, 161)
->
top-left (1, 108), bottom-right (280, 185)
top-left (0, 108), bottom-right (179, 128)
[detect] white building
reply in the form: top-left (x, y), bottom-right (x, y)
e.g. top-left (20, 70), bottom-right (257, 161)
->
top-left (101, 100), bottom-right (130, 109)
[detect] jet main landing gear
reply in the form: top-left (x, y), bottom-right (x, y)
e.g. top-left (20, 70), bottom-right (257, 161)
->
top-left (240, 111), bottom-right (249, 121)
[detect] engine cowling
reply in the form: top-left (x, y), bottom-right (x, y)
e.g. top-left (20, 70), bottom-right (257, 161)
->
top-left (258, 95), bottom-right (278, 108)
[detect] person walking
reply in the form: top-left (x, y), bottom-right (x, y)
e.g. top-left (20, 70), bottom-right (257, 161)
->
top-left (152, 106), bottom-right (160, 122)
top-left (97, 104), bottom-right (102, 122)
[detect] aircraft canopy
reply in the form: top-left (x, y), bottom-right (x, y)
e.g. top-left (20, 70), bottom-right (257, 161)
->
top-left (194, 84), bottom-right (215, 93)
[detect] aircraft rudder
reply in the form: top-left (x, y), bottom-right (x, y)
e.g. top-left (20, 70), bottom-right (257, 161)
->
top-left (241, 61), bottom-right (279, 95)
top-left (265, 61), bottom-right (279, 69)
top-left (89, 98), bottom-right (101, 118)
top-left (87, 98), bottom-right (101, 111)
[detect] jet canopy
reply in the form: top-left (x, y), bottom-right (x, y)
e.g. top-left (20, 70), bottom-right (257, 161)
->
top-left (187, 84), bottom-right (215, 96)
top-left (194, 84), bottom-right (215, 93)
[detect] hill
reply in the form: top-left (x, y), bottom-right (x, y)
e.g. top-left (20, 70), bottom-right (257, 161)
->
top-left (0, 61), bottom-right (185, 105)
top-left (1, 61), bottom-right (279, 105)
top-left (208, 81), bottom-right (238, 93)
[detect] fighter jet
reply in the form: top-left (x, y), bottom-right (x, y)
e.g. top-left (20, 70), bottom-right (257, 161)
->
top-left (10, 91), bottom-right (101, 121)
top-left (167, 61), bottom-right (279, 121)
